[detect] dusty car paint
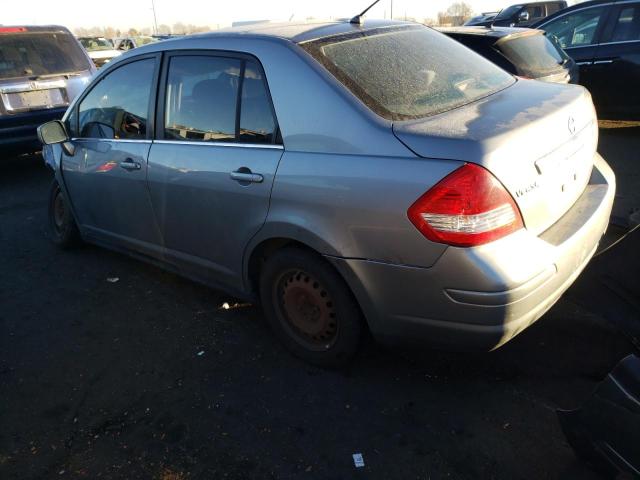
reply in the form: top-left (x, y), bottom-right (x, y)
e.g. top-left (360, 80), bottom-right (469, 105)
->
top-left (44, 20), bottom-right (615, 352)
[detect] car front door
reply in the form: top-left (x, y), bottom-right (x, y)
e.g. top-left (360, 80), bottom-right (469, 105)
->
top-left (61, 54), bottom-right (164, 252)
top-left (589, 3), bottom-right (640, 118)
top-left (538, 5), bottom-right (611, 108)
top-left (146, 52), bottom-right (283, 290)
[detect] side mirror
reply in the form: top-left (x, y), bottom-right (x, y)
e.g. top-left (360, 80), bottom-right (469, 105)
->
top-left (37, 120), bottom-right (75, 156)
top-left (37, 120), bottom-right (69, 145)
top-left (518, 10), bottom-right (530, 22)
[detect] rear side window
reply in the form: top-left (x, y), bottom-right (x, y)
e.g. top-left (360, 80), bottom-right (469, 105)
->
top-left (546, 3), bottom-right (564, 15)
top-left (496, 33), bottom-right (565, 77)
top-left (611, 6), bottom-right (640, 42)
top-left (163, 55), bottom-right (277, 144)
top-left (524, 4), bottom-right (545, 20)
top-left (301, 26), bottom-right (514, 120)
top-left (240, 60), bottom-right (277, 143)
top-left (542, 7), bottom-right (605, 47)
top-left (0, 30), bottom-right (91, 80)
top-left (78, 59), bottom-right (155, 140)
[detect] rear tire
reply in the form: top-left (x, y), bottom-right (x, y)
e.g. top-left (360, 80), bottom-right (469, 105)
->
top-left (259, 247), bottom-right (364, 368)
top-left (48, 179), bottom-right (80, 249)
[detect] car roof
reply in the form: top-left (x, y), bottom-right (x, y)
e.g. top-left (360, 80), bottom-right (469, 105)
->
top-left (170, 19), bottom-right (414, 45)
top-left (438, 26), bottom-right (541, 39)
top-left (0, 25), bottom-right (72, 34)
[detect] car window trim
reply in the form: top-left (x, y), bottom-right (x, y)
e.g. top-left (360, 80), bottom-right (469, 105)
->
top-left (153, 139), bottom-right (283, 149)
top-left (155, 49), bottom-right (282, 147)
top-left (71, 52), bottom-right (162, 142)
top-left (598, 38), bottom-right (640, 45)
top-left (538, 3), bottom-right (613, 48)
top-left (71, 138), bottom-right (153, 144)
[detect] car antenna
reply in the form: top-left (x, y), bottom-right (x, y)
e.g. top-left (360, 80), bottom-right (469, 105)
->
top-left (350, 0), bottom-right (382, 25)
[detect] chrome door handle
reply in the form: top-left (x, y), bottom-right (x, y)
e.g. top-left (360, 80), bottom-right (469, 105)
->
top-left (230, 170), bottom-right (263, 183)
top-left (120, 158), bottom-right (141, 170)
top-left (593, 59), bottom-right (615, 65)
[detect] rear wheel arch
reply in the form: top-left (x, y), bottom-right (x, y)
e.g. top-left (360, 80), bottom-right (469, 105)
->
top-left (245, 237), bottom-right (364, 316)
top-left (247, 238), bottom-right (328, 298)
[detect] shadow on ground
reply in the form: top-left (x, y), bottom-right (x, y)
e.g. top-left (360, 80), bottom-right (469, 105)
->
top-left (0, 153), bottom-right (636, 479)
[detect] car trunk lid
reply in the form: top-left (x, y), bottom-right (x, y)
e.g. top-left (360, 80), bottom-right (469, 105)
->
top-left (393, 79), bottom-right (598, 236)
top-left (0, 78), bottom-right (69, 113)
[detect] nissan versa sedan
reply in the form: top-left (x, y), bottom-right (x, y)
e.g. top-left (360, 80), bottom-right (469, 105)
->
top-left (38, 20), bottom-right (615, 367)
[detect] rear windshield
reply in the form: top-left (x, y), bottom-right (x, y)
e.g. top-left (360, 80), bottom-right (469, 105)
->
top-left (79, 37), bottom-right (113, 51)
top-left (0, 31), bottom-right (91, 80)
top-left (495, 5), bottom-right (523, 20)
top-left (133, 36), bottom-right (157, 46)
top-left (301, 26), bottom-right (514, 120)
top-left (496, 33), bottom-right (566, 77)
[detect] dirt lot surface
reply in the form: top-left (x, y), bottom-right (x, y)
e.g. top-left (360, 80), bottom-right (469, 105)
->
top-left (0, 126), bottom-right (638, 479)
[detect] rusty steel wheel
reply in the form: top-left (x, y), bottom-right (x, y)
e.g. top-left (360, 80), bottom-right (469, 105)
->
top-left (260, 247), bottom-right (364, 367)
top-left (277, 269), bottom-right (338, 350)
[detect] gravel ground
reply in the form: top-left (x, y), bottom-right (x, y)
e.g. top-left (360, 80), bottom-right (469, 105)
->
top-left (0, 126), bottom-right (637, 479)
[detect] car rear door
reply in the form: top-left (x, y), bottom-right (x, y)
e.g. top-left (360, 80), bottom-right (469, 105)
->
top-left (538, 5), bottom-right (611, 107)
top-left (61, 54), bottom-right (164, 251)
top-left (146, 51), bottom-right (282, 290)
top-left (588, 2), bottom-right (640, 117)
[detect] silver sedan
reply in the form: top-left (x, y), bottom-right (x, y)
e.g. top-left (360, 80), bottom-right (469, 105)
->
top-left (39, 20), bottom-right (615, 367)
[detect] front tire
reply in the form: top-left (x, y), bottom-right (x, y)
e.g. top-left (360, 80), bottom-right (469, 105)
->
top-left (48, 179), bottom-right (80, 248)
top-left (259, 247), bottom-right (364, 368)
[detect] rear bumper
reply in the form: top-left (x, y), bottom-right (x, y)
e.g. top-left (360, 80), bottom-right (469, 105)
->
top-left (329, 154), bottom-right (616, 350)
top-left (0, 107), bottom-right (67, 154)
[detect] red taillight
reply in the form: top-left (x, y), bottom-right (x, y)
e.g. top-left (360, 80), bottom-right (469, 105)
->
top-left (0, 27), bottom-right (27, 33)
top-left (407, 163), bottom-right (524, 247)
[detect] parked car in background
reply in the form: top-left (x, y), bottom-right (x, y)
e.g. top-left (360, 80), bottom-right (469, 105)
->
top-left (0, 25), bottom-right (95, 155)
top-left (534, 0), bottom-right (640, 119)
top-left (114, 36), bottom-right (158, 51)
top-left (78, 36), bottom-right (121, 67)
top-left (440, 26), bottom-right (578, 83)
top-left (464, 12), bottom-right (499, 26)
top-left (38, 21), bottom-right (614, 367)
top-left (475, 1), bottom-right (567, 27)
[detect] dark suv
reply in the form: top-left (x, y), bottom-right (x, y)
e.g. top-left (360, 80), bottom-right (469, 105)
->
top-left (467, 1), bottom-right (567, 27)
top-left (534, 0), bottom-right (640, 119)
top-left (0, 25), bottom-right (95, 155)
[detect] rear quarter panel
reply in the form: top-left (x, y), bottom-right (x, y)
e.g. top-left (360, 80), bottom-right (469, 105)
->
top-left (252, 151), bottom-right (461, 267)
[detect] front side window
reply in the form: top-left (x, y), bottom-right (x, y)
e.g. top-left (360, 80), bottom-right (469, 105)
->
top-left (301, 26), bottom-right (514, 120)
top-left (78, 58), bottom-right (155, 139)
top-left (164, 55), bottom-right (277, 144)
top-left (542, 7), bottom-right (605, 48)
top-left (611, 6), bottom-right (640, 42)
